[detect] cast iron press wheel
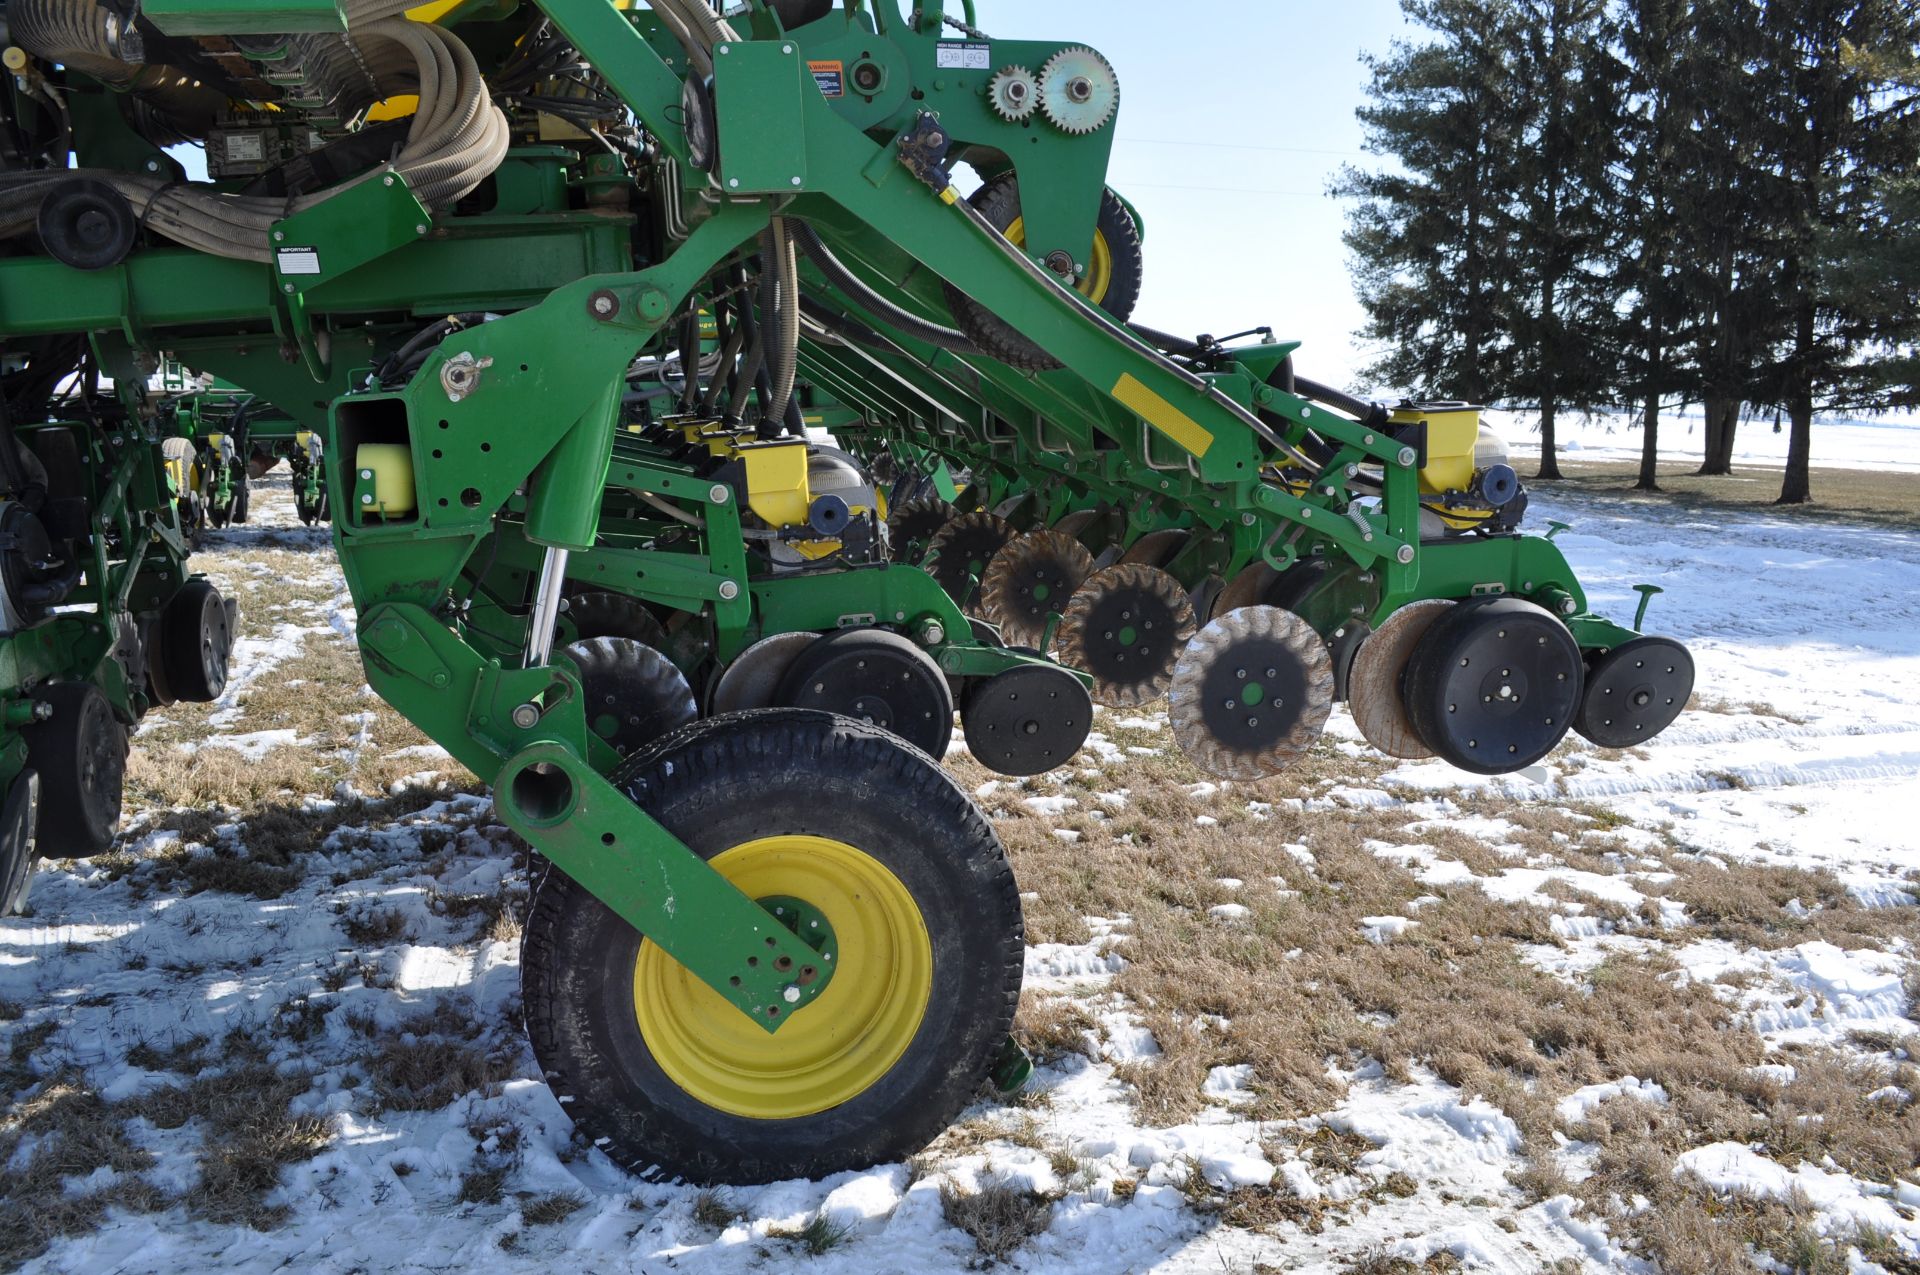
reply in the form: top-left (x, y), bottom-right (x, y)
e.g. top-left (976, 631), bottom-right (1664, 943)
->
top-left (922, 511), bottom-right (1017, 615)
top-left (520, 709), bottom-right (1024, 1184)
top-left (962, 664), bottom-right (1094, 777)
top-left (23, 682), bottom-right (127, 857)
top-left (1169, 606), bottom-right (1334, 780)
top-left (942, 175), bottom-right (1145, 372)
top-left (978, 530), bottom-right (1097, 650)
top-left (1574, 636), bottom-right (1694, 748)
top-left (1054, 562), bottom-right (1198, 707)
top-left (559, 637), bottom-right (698, 758)
top-left (1346, 599), bottom-right (1454, 759)
top-left (560, 589), bottom-right (671, 651)
top-left (1402, 597), bottom-right (1584, 775)
top-left (887, 497), bottom-right (957, 563)
top-left (158, 578), bottom-right (233, 703)
top-left (776, 628), bottom-right (954, 759)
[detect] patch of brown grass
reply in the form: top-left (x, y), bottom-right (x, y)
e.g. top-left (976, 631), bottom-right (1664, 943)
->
top-left (940, 1174), bottom-right (1054, 1262)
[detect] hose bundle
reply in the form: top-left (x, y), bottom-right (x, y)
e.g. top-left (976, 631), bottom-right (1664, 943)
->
top-left (0, 16), bottom-right (508, 262)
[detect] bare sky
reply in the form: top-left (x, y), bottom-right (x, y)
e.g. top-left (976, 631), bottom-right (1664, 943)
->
top-left (982, 1), bottom-right (1418, 392)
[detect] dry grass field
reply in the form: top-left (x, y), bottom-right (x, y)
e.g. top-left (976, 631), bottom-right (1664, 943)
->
top-left (1, 475), bottom-right (1916, 1274)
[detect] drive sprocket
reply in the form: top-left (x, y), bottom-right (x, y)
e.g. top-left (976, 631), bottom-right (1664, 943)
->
top-left (1169, 606), bottom-right (1333, 780)
top-left (978, 530), bottom-right (1097, 650)
top-left (1038, 46), bottom-right (1119, 135)
top-left (1055, 563), bottom-right (1197, 707)
top-left (987, 65), bottom-right (1040, 121)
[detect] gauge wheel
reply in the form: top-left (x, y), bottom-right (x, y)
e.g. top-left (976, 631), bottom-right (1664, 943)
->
top-left (23, 682), bottom-right (127, 857)
top-left (520, 709), bottom-right (1024, 1184)
top-left (1402, 597), bottom-right (1584, 775)
top-left (943, 175), bottom-right (1144, 372)
top-left (158, 578), bottom-right (233, 703)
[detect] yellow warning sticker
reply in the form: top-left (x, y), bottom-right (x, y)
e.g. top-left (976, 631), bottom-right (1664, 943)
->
top-left (1112, 373), bottom-right (1214, 457)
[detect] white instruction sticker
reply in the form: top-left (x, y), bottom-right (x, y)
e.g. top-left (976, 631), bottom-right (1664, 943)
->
top-left (224, 131), bottom-right (265, 163)
top-left (276, 246), bottom-right (321, 276)
top-left (935, 41), bottom-right (990, 70)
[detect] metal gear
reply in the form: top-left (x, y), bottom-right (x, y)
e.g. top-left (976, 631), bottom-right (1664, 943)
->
top-left (1169, 606), bottom-right (1334, 781)
top-left (559, 636), bottom-right (698, 758)
top-left (987, 65), bottom-right (1040, 121)
top-left (1574, 636), bottom-right (1693, 749)
top-left (1347, 599), bottom-right (1454, 759)
top-left (978, 530), bottom-right (1097, 650)
top-left (1038, 46), bottom-right (1119, 135)
top-left (887, 496), bottom-right (956, 563)
top-left (962, 664), bottom-right (1092, 776)
top-left (1054, 562), bottom-right (1197, 707)
top-left (922, 510), bottom-right (1018, 614)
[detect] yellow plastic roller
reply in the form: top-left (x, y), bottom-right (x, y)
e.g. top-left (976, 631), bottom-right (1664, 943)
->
top-left (355, 443), bottom-right (417, 516)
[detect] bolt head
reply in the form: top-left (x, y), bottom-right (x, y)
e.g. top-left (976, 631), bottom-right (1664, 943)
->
top-left (1398, 447), bottom-right (1418, 468)
top-left (718, 581), bottom-right (741, 601)
top-left (510, 703), bottom-right (540, 728)
top-left (783, 987), bottom-right (801, 1003)
top-left (709, 483), bottom-right (729, 504)
top-left (1397, 544), bottom-right (1416, 564)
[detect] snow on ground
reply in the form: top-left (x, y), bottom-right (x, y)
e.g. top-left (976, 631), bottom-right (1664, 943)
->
top-left (3, 474), bottom-right (1918, 1273)
top-left (1487, 406), bottom-right (1920, 473)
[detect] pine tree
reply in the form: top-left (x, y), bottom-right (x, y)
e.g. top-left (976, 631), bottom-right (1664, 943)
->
top-left (1754, 0), bottom-right (1920, 504)
top-left (1502, 0), bottom-right (1624, 480)
top-left (1611, 0), bottom-right (1701, 491)
top-left (1335, 0), bottom-right (1528, 402)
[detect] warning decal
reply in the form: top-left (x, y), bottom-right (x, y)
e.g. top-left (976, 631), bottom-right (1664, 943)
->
top-left (809, 60), bottom-right (846, 98)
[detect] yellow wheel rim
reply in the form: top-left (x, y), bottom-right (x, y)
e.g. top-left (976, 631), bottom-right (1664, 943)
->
top-left (632, 835), bottom-right (932, 1120)
top-left (1004, 216), bottom-right (1115, 307)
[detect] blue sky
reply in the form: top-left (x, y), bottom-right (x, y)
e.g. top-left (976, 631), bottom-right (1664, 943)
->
top-left (983, 1), bottom-right (1417, 390)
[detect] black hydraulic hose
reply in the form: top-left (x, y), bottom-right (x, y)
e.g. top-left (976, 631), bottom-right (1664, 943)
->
top-left (799, 296), bottom-right (889, 350)
top-left (1127, 322), bottom-right (1207, 359)
top-left (789, 220), bottom-right (979, 355)
top-left (1293, 374), bottom-right (1392, 432)
top-left (699, 299), bottom-right (746, 416)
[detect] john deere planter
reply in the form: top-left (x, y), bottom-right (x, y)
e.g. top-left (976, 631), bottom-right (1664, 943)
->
top-left (0, 0), bottom-right (1692, 1181)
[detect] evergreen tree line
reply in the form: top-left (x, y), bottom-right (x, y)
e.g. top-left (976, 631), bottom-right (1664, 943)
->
top-left (1334, 0), bottom-right (1920, 502)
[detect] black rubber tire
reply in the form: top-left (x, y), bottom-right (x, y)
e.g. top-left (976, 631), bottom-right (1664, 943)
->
top-left (942, 175), bottom-right (1145, 373)
top-left (776, 627), bottom-right (954, 759)
top-left (23, 682), bottom-right (127, 857)
top-left (158, 578), bottom-right (233, 703)
top-left (558, 636), bottom-right (698, 757)
top-left (560, 589), bottom-right (671, 651)
top-left (232, 477), bottom-right (251, 525)
top-left (0, 770), bottom-right (39, 915)
top-left (1403, 597), bottom-right (1584, 775)
top-left (520, 709), bottom-right (1024, 1184)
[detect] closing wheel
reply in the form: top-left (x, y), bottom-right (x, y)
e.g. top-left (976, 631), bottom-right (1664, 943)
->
top-left (558, 637), bottom-right (698, 758)
top-left (979, 530), bottom-right (1097, 650)
top-left (1403, 598), bottom-right (1584, 775)
top-left (1347, 599), bottom-right (1454, 759)
top-left (1055, 563), bottom-right (1198, 707)
top-left (0, 771), bottom-right (39, 916)
top-left (1169, 606), bottom-right (1334, 780)
top-left (776, 628), bottom-right (954, 759)
top-left (520, 709), bottom-right (1023, 1184)
top-left (710, 631), bottom-right (820, 716)
top-left (158, 578), bottom-right (234, 703)
top-left (887, 496), bottom-right (957, 563)
top-left (560, 589), bottom-right (671, 651)
top-left (922, 510), bottom-right (1017, 614)
top-left (962, 664), bottom-right (1093, 776)
top-left (1574, 637), bottom-right (1693, 748)
top-left (23, 682), bottom-right (127, 857)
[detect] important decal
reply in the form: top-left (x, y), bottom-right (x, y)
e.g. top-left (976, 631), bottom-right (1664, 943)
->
top-left (276, 246), bottom-right (322, 276)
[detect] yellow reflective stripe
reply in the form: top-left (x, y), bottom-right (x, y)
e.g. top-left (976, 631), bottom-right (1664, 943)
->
top-left (1112, 373), bottom-right (1213, 457)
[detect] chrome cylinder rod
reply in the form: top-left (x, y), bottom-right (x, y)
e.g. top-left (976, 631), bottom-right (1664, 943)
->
top-left (524, 546), bottom-right (571, 668)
